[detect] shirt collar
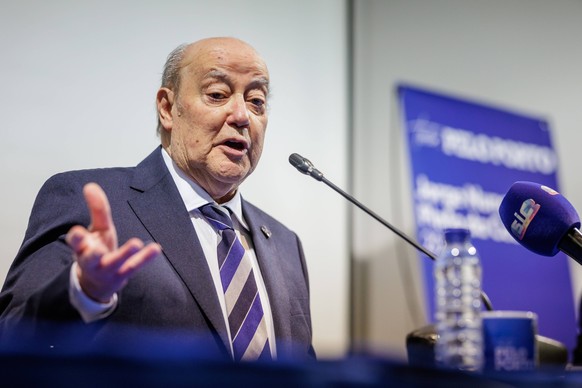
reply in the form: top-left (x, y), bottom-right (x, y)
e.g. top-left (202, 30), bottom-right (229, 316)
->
top-left (161, 148), bottom-right (248, 230)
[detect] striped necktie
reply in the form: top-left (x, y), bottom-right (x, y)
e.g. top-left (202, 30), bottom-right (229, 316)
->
top-left (200, 204), bottom-right (271, 361)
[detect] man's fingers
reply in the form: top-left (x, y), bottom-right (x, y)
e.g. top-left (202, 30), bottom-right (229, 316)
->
top-left (117, 242), bottom-right (161, 277)
top-left (66, 225), bottom-right (111, 267)
top-left (100, 238), bottom-right (146, 269)
top-left (66, 225), bottom-right (90, 254)
top-left (75, 239), bottom-right (161, 301)
top-left (83, 183), bottom-right (115, 234)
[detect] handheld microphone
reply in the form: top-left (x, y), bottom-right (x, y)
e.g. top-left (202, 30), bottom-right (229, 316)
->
top-left (499, 181), bottom-right (582, 266)
top-left (289, 152), bottom-right (494, 311)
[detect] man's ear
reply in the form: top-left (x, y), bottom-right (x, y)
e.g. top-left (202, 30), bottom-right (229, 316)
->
top-left (156, 87), bottom-right (175, 132)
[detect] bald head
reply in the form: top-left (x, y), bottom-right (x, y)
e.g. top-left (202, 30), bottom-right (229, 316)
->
top-left (182, 37), bottom-right (267, 70)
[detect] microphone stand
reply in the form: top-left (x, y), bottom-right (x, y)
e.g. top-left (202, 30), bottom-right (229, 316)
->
top-left (289, 153), bottom-right (494, 311)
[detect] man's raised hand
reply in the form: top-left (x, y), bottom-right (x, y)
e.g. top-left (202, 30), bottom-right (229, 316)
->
top-left (65, 183), bottom-right (161, 303)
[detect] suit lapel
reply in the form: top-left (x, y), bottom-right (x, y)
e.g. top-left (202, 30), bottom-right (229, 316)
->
top-left (242, 201), bottom-right (292, 351)
top-left (126, 148), bottom-right (230, 352)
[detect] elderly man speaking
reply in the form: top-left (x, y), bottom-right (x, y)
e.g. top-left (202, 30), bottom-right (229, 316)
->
top-left (0, 37), bottom-right (314, 362)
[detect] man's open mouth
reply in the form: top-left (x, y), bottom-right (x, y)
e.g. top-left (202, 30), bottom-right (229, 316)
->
top-left (223, 140), bottom-right (247, 151)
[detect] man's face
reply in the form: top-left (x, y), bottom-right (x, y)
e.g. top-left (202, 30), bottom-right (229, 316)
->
top-left (158, 38), bottom-right (269, 202)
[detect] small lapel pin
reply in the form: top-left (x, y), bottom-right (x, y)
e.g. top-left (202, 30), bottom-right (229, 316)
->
top-left (261, 225), bottom-right (272, 239)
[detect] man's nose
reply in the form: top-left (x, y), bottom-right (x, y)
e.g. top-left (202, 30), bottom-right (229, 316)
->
top-left (226, 94), bottom-right (251, 128)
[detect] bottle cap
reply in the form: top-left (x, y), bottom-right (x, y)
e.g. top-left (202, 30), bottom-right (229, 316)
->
top-left (444, 228), bottom-right (471, 242)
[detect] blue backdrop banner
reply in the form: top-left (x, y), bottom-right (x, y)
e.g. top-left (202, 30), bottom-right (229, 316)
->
top-left (398, 84), bottom-right (576, 353)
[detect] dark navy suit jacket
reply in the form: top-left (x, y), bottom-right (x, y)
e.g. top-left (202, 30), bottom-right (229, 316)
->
top-left (0, 147), bottom-right (314, 359)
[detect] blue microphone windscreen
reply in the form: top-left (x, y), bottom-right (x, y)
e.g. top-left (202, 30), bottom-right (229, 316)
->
top-left (499, 181), bottom-right (580, 256)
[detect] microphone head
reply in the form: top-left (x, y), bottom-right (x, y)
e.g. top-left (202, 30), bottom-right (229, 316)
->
top-left (288, 153), bottom-right (324, 181)
top-left (499, 181), bottom-right (580, 256)
top-left (289, 153), bottom-right (309, 174)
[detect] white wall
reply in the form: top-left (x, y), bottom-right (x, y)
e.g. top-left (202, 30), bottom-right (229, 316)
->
top-left (352, 0), bottom-right (582, 359)
top-left (0, 0), bottom-right (349, 357)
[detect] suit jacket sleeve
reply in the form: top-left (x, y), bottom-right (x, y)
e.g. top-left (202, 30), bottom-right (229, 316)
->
top-left (0, 172), bottom-right (101, 343)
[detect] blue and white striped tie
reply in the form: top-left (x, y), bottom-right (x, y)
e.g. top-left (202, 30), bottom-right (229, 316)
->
top-left (200, 204), bottom-right (271, 361)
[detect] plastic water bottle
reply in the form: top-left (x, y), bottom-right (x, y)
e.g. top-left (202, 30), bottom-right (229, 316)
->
top-left (434, 228), bottom-right (483, 371)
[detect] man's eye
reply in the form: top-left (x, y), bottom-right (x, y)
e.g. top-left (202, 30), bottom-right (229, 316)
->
top-left (208, 92), bottom-right (225, 100)
top-left (249, 98), bottom-right (265, 107)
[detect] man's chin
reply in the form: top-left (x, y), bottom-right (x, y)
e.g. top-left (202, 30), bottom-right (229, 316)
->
top-left (211, 170), bottom-right (249, 189)
top-left (214, 161), bottom-right (251, 181)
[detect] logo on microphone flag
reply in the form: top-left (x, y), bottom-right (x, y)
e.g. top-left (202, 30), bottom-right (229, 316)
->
top-left (511, 199), bottom-right (540, 240)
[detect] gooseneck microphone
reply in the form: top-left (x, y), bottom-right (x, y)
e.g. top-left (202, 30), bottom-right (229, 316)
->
top-left (499, 181), bottom-right (582, 266)
top-left (289, 152), bottom-right (494, 311)
top-left (289, 153), bottom-right (435, 259)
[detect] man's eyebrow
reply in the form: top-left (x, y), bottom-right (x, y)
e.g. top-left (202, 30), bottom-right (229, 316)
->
top-left (250, 77), bottom-right (270, 94)
top-left (203, 69), bottom-right (230, 82)
top-left (203, 70), bottom-right (270, 94)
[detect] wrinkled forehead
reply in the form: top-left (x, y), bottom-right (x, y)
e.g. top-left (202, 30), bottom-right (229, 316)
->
top-left (181, 39), bottom-right (269, 90)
